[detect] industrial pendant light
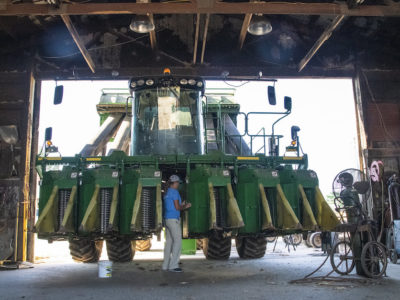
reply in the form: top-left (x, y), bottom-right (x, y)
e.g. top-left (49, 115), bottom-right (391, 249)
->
top-left (130, 14), bottom-right (155, 33)
top-left (247, 14), bottom-right (272, 36)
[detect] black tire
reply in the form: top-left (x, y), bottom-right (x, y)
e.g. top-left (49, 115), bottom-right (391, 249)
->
top-left (236, 237), bottom-right (267, 259)
top-left (106, 238), bottom-right (135, 262)
top-left (202, 235), bottom-right (231, 260)
top-left (291, 234), bottom-right (303, 246)
top-left (305, 233), bottom-right (313, 247)
top-left (69, 238), bottom-right (103, 263)
top-left (135, 239), bottom-right (152, 251)
top-left (311, 232), bottom-right (322, 248)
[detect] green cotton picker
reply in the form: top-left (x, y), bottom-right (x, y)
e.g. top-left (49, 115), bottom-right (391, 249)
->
top-left (34, 70), bottom-right (339, 263)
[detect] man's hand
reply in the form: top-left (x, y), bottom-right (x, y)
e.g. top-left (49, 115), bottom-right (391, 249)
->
top-left (174, 200), bottom-right (192, 211)
top-left (181, 201), bottom-right (192, 209)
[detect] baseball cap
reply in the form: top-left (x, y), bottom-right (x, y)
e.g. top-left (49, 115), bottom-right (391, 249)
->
top-left (169, 175), bottom-right (180, 182)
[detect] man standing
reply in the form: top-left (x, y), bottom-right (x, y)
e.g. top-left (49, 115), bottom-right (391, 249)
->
top-left (162, 175), bottom-right (191, 272)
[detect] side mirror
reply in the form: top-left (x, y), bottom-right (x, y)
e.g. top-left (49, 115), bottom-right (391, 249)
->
top-left (45, 127), bottom-right (52, 142)
top-left (53, 85), bottom-right (64, 105)
top-left (284, 96), bottom-right (292, 111)
top-left (291, 126), bottom-right (300, 141)
top-left (268, 86), bottom-right (276, 105)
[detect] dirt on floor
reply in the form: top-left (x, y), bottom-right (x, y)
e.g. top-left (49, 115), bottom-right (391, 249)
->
top-left (1, 239), bottom-right (399, 300)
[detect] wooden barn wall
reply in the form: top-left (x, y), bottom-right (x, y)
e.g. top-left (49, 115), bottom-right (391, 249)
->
top-left (357, 70), bottom-right (400, 175)
top-left (0, 71), bottom-right (38, 262)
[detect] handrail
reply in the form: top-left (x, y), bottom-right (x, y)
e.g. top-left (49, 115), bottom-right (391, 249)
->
top-left (204, 109), bottom-right (290, 155)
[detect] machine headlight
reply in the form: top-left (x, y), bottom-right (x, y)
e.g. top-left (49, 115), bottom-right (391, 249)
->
top-left (188, 79), bottom-right (196, 85)
top-left (137, 79), bottom-right (145, 86)
top-left (223, 170), bottom-right (230, 176)
top-left (180, 79), bottom-right (188, 85)
top-left (197, 81), bottom-right (203, 87)
top-left (154, 171), bottom-right (161, 177)
top-left (146, 79), bottom-right (154, 86)
top-left (130, 81), bottom-right (137, 88)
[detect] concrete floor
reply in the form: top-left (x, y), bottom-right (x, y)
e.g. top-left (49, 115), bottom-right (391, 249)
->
top-left (1, 240), bottom-right (400, 300)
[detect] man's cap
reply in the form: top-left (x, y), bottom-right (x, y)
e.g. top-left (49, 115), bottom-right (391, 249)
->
top-left (169, 175), bottom-right (180, 182)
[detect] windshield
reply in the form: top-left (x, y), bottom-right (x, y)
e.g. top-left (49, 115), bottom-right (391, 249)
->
top-left (131, 87), bottom-right (204, 155)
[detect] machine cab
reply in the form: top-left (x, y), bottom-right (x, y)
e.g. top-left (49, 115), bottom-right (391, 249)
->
top-left (129, 75), bottom-right (205, 155)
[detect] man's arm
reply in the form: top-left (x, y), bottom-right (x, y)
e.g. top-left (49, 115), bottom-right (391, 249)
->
top-left (173, 200), bottom-right (191, 211)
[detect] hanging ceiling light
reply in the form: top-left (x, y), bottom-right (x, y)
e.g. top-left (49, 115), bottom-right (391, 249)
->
top-left (247, 14), bottom-right (272, 36)
top-left (130, 14), bottom-right (155, 33)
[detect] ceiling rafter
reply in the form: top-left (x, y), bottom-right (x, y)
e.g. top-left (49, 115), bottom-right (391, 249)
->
top-left (192, 13), bottom-right (200, 64)
top-left (298, 15), bottom-right (346, 72)
top-left (200, 13), bottom-right (210, 64)
top-left (148, 13), bottom-right (157, 51)
top-left (238, 13), bottom-right (252, 50)
top-left (61, 15), bottom-right (96, 73)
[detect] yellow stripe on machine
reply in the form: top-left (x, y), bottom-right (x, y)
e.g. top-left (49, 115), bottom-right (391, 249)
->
top-left (86, 157), bottom-right (102, 161)
top-left (282, 156), bottom-right (303, 160)
top-left (46, 157), bottom-right (62, 161)
top-left (237, 156), bottom-right (260, 161)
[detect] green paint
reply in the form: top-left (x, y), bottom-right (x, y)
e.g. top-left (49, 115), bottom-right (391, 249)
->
top-left (181, 239), bottom-right (196, 255)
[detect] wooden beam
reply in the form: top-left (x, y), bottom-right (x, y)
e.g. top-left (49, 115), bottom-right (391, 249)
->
top-left (200, 13), bottom-right (210, 64)
top-left (298, 15), bottom-right (345, 72)
top-left (1, 2), bottom-right (400, 16)
top-left (61, 15), bottom-right (96, 73)
top-left (148, 13), bottom-right (157, 51)
top-left (193, 13), bottom-right (200, 64)
top-left (35, 65), bottom-right (355, 81)
top-left (238, 13), bottom-right (252, 50)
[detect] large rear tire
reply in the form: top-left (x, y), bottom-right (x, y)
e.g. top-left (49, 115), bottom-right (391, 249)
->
top-left (135, 239), bottom-right (152, 251)
top-left (236, 236), bottom-right (267, 259)
top-left (202, 235), bottom-right (231, 260)
top-left (106, 238), bottom-right (136, 262)
top-left (69, 238), bottom-right (103, 263)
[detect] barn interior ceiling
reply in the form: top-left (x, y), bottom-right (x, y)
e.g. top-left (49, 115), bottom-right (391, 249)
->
top-left (0, 0), bottom-right (400, 79)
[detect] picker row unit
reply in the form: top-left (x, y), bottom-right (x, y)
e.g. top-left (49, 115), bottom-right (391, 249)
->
top-left (35, 73), bottom-right (339, 262)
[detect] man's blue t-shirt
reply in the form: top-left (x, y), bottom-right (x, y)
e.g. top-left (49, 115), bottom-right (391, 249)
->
top-left (163, 188), bottom-right (181, 219)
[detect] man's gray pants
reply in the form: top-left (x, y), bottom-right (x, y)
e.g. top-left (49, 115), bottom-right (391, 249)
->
top-left (162, 218), bottom-right (182, 270)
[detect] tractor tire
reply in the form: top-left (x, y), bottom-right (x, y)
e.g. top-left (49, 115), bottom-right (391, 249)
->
top-left (135, 239), bottom-right (152, 251)
top-left (236, 237), bottom-right (267, 259)
top-left (304, 233), bottom-right (313, 247)
top-left (69, 238), bottom-right (103, 263)
top-left (310, 232), bottom-right (322, 248)
top-left (291, 234), bottom-right (303, 246)
top-left (196, 239), bottom-right (203, 250)
top-left (202, 235), bottom-right (231, 260)
top-left (106, 238), bottom-right (136, 262)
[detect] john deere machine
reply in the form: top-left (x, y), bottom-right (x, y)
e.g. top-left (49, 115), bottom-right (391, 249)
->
top-left (35, 71), bottom-right (339, 263)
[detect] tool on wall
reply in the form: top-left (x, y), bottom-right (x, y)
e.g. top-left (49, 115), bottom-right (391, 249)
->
top-left (0, 125), bottom-right (19, 177)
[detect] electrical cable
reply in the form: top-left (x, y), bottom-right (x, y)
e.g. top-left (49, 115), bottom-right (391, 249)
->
top-left (41, 28), bottom-right (166, 59)
top-left (222, 80), bottom-right (250, 88)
